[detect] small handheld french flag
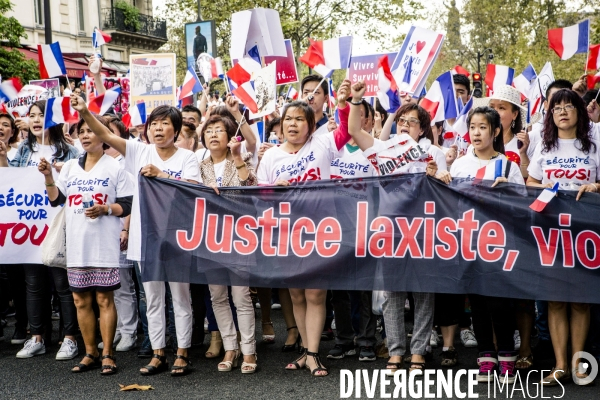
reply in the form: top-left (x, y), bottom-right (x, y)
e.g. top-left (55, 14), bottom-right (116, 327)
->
top-left (299, 37), bottom-right (352, 77)
top-left (232, 81), bottom-right (259, 114)
top-left (587, 44), bottom-right (600, 71)
top-left (179, 66), bottom-right (202, 100)
top-left (0, 77), bottom-right (23, 103)
top-left (92, 28), bottom-right (112, 48)
top-left (210, 57), bottom-right (225, 80)
top-left (513, 63), bottom-right (537, 99)
top-left (44, 97), bottom-right (79, 128)
top-left (376, 55), bottom-right (400, 113)
top-left (328, 78), bottom-right (337, 109)
top-left (88, 87), bottom-right (121, 116)
top-left (548, 20), bottom-right (589, 61)
top-left (122, 102), bottom-right (147, 129)
top-left (451, 65), bottom-right (470, 77)
top-left (286, 86), bottom-right (298, 100)
top-left (227, 62), bottom-right (253, 87)
top-left (420, 71), bottom-right (458, 123)
top-left (485, 64), bottom-right (515, 95)
top-left (37, 42), bottom-right (67, 79)
top-left (530, 183), bottom-right (559, 212)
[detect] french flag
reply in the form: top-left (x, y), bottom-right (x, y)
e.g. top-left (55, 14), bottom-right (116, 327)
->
top-left (227, 62), bottom-right (253, 87)
top-left (530, 183), bottom-right (559, 212)
top-left (122, 102), bottom-right (147, 129)
top-left (485, 64), bottom-right (515, 95)
top-left (92, 28), bottom-right (112, 48)
top-left (232, 81), bottom-right (258, 113)
top-left (376, 55), bottom-right (400, 113)
top-left (548, 20), bottom-right (589, 61)
top-left (473, 158), bottom-right (510, 183)
top-left (513, 63), bottom-right (537, 98)
top-left (37, 42), bottom-right (67, 79)
top-left (179, 66), bottom-right (202, 100)
top-left (44, 97), bottom-right (79, 128)
top-left (420, 71), bottom-right (458, 123)
top-left (0, 103), bottom-right (15, 119)
top-left (451, 65), bottom-right (470, 77)
top-left (0, 77), bottom-right (23, 103)
top-left (587, 44), bottom-right (600, 70)
top-left (88, 87), bottom-right (121, 116)
top-left (210, 57), bottom-right (225, 80)
top-left (299, 37), bottom-right (352, 77)
top-left (328, 78), bottom-right (337, 109)
top-left (587, 71), bottom-right (600, 90)
top-left (286, 86), bottom-right (298, 100)
top-left (449, 96), bottom-right (473, 149)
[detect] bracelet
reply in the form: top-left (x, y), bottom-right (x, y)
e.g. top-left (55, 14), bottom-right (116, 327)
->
top-left (122, 229), bottom-right (129, 233)
top-left (45, 181), bottom-right (55, 187)
top-left (237, 117), bottom-right (247, 126)
top-left (236, 163), bottom-right (246, 170)
top-left (349, 100), bottom-right (362, 106)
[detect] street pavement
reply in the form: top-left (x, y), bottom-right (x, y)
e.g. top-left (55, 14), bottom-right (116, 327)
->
top-left (0, 308), bottom-right (598, 399)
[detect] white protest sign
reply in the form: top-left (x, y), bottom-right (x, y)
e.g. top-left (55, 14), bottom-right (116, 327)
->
top-left (230, 8), bottom-right (286, 61)
top-left (250, 61), bottom-right (277, 119)
top-left (529, 62), bottom-right (555, 116)
top-left (0, 168), bottom-right (61, 264)
top-left (363, 135), bottom-right (432, 176)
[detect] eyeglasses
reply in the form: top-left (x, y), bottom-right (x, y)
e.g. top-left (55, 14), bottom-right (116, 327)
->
top-left (551, 104), bottom-right (575, 114)
top-left (397, 117), bottom-right (420, 127)
top-left (205, 130), bottom-right (226, 135)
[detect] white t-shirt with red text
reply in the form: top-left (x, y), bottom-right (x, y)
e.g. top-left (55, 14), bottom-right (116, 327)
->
top-left (528, 138), bottom-right (600, 190)
top-left (450, 150), bottom-right (523, 184)
top-left (124, 140), bottom-right (201, 261)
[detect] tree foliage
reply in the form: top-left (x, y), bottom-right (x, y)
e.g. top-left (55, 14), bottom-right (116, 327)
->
top-left (0, 0), bottom-right (39, 82)
top-left (156, 0), bottom-right (423, 88)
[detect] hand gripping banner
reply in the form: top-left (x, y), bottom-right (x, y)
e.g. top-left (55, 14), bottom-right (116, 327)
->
top-left (139, 174), bottom-right (600, 304)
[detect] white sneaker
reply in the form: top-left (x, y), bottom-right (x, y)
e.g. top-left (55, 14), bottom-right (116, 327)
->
top-left (430, 330), bottom-right (440, 348)
top-left (271, 303), bottom-right (282, 310)
top-left (98, 331), bottom-right (122, 350)
top-left (331, 319), bottom-right (336, 330)
top-left (116, 333), bottom-right (136, 352)
top-left (204, 318), bottom-right (209, 333)
top-left (460, 329), bottom-right (478, 348)
top-left (56, 338), bottom-right (78, 360)
top-left (16, 337), bottom-right (46, 358)
top-left (513, 330), bottom-right (521, 351)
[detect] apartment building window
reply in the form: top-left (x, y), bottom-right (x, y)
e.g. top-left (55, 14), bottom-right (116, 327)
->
top-left (34, 0), bottom-right (44, 25)
top-left (77, 0), bottom-right (85, 32)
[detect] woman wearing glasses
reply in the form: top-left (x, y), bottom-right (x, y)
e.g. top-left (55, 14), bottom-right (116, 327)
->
top-left (527, 89), bottom-right (600, 386)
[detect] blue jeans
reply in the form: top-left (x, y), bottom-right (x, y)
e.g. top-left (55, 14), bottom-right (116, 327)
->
top-left (535, 301), bottom-right (550, 342)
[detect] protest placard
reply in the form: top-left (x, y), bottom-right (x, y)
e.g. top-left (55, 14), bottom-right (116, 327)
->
top-left (264, 39), bottom-right (299, 85)
top-left (347, 53), bottom-right (396, 97)
top-left (129, 53), bottom-right (177, 113)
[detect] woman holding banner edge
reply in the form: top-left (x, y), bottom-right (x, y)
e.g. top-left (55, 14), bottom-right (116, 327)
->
top-left (257, 79), bottom-right (353, 377)
top-left (69, 94), bottom-right (201, 377)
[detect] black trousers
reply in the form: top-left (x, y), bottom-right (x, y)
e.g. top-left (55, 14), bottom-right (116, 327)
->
top-left (6, 265), bottom-right (28, 331)
top-left (331, 290), bottom-right (377, 347)
top-left (434, 293), bottom-right (464, 327)
top-left (23, 264), bottom-right (78, 337)
top-left (470, 294), bottom-right (515, 353)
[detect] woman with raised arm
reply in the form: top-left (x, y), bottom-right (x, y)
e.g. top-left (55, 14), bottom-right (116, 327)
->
top-left (70, 94), bottom-right (201, 377)
top-left (257, 79), bottom-right (353, 377)
top-left (528, 89), bottom-right (600, 387)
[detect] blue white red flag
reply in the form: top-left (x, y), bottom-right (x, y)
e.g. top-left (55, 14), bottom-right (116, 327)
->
top-left (92, 28), bottom-right (112, 48)
top-left (44, 97), bottom-right (79, 128)
top-left (286, 86), bottom-right (298, 100)
top-left (0, 78), bottom-right (23, 103)
top-left (179, 66), bottom-right (202, 100)
top-left (513, 63), bottom-right (537, 99)
top-left (37, 42), bottom-right (67, 79)
top-left (88, 87), bottom-right (121, 116)
top-left (530, 183), bottom-right (559, 212)
top-left (299, 37), bottom-right (352, 77)
top-left (420, 71), bottom-right (458, 123)
top-left (548, 20), bottom-right (589, 60)
top-left (485, 64), bottom-right (515, 95)
top-left (232, 81), bottom-right (258, 113)
top-left (122, 102), bottom-right (147, 128)
top-left (376, 55), bottom-right (400, 113)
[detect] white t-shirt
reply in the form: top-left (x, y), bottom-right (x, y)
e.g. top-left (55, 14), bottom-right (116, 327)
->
top-left (363, 135), bottom-right (448, 176)
top-left (330, 144), bottom-right (375, 179)
top-left (213, 159), bottom-right (226, 187)
top-left (257, 133), bottom-right (345, 184)
top-left (528, 138), bottom-right (600, 190)
top-left (528, 122), bottom-right (544, 160)
top-left (124, 140), bottom-right (201, 261)
top-left (27, 143), bottom-right (59, 179)
top-left (504, 136), bottom-right (522, 166)
top-left (56, 155), bottom-right (135, 268)
top-left (450, 150), bottom-right (523, 184)
top-left (7, 147), bottom-right (17, 162)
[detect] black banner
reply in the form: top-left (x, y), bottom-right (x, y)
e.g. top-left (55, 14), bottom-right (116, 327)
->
top-left (139, 174), bottom-right (600, 304)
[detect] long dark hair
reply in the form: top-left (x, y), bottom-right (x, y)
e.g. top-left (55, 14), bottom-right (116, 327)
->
top-left (542, 89), bottom-right (594, 154)
top-left (27, 100), bottom-right (71, 158)
top-left (394, 103), bottom-right (433, 143)
top-left (508, 104), bottom-right (523, 135)
top-left (281, 101), bottom-right (316, 137)
top-left (467, 106), bottom-right (505, 154)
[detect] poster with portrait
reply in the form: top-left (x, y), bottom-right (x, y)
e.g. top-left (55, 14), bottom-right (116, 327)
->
top-left (184, 21), bottom-right (217, 75)
top-left (29, 79), bottom-right (60, 99)
top-left (129, 53), bottom-right (177, 113)
top-left (249, 61), bottom-right (277, 119)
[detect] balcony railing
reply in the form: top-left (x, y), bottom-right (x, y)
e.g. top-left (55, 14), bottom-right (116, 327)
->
top-left (102, 7), bottom-right (167, 40)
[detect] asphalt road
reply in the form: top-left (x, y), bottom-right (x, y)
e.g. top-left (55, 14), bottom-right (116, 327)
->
top-left (0, 308), bottom-right (598, 400)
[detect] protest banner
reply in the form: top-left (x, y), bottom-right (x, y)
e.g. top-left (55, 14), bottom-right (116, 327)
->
top-left (0, 168), bottom-right (61, 264)
top-left (4, 84), bottom-right (51, 116)
top-left (264, 39), bottom-right (299, 85)
top-left (129, 53), bottom-right (177, 113)
top-left (139, 174), bottom-right (600, 304)
top-left (184, 20), bottom-right (217, 76)
top-left (390, 26), bottom-right (444, 96)
top-left (347, 53), bottom-right (396, 97)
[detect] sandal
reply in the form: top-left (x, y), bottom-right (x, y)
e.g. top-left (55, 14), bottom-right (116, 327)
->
top-left (262, 322), bottom-right (275, 344)
top-left (306, 351), bottom-right (328, 377)
top-left (285, 349), bottom-right (307, 370)
top-left (440, 348), bottom-right (458, 367)
top-left (281, 326), bottom-right (300, 352)
top-left (171, 354), bottom-right (192, 377)
top-left (100, 355), bottom-right (118, 375)
top-left (72, 353), bottom-right (100, 373)
top-left (140, 354), bottom-right (169, 376)
top-left (386, 356), bottom-right (403, 370)
top-left (218, 350), bottom-right (240, 372)
top-left (515, 354), bottom-right (533, 370)
top-left (541, 368), bottom-right (571, 386)
top-left (241, 354), bottom-right (258, 374)
top-left (409, 361), bottom-right (426, 374)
